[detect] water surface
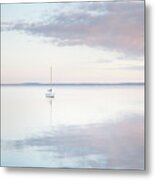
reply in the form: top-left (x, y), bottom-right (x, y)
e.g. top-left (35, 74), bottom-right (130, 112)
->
top-left (1, 85), bottom-right (144, 169)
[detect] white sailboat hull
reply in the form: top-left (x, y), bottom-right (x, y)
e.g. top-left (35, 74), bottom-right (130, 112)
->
top-left (46, 93), bottom-right (54, 98)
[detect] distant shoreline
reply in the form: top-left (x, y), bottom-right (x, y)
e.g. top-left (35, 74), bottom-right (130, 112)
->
top-left (1, 82), bottom-right (145, 86)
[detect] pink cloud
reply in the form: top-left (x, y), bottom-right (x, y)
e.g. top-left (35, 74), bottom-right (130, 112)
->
top-left (2, 1), bottom-right (144, 57)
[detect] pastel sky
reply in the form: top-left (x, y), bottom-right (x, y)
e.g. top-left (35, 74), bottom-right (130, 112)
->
top-left (1, 1), bottom-right (144, 83)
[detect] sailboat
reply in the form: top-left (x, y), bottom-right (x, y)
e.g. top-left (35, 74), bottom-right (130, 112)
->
top-left (46, 66), bottom-right (54, 98)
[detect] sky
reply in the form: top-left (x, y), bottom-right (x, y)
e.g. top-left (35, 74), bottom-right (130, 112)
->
top-left (1, 0), bottom-right (144, 83)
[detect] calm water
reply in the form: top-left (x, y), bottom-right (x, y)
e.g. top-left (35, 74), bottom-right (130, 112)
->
top-left (1, 85), bottom-right (144, 169)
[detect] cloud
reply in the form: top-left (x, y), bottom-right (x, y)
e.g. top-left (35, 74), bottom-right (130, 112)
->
top-left (2, 1), bottom-right (144, 57)
top-left (95, 59), bottom-right (144, 71)
top-left (120, 65), bottom-right (144, 70)
top-left (95, 59), bottom-right (114, 63)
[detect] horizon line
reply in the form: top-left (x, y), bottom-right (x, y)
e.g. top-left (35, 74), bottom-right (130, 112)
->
top-left (1, 82), bottom-right (145, 86)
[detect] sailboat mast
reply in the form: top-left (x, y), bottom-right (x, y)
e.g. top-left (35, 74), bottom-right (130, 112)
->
top-left (50, 66), bottom-right (52, 85)
top-left (46, 66), bottom-right (54, 98)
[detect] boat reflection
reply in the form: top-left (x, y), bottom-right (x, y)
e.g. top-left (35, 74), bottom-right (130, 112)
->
top-left (49, 98), bottom-right (53, 126)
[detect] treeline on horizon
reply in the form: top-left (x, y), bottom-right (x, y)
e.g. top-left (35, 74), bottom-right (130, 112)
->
top-left (1, 82), bottom-right (145, 86)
